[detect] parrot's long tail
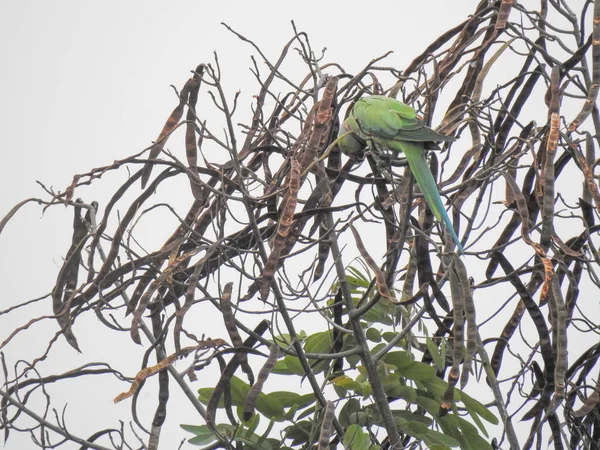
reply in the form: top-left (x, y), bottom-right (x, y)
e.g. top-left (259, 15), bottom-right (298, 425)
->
top-left (401, 143), bottom-right (464, 254)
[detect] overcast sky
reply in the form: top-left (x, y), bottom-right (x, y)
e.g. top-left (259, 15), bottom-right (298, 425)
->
top-left (1, 1), bottom-right (590, 448)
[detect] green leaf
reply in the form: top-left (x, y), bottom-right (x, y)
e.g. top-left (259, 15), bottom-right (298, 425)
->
top-left (284, 403), bottom-right (298, 421)
top-left (391, 410), bottom-right (433, 427)
top-left (272, 393), bottom-right (312, 421)
top-left (233, 431), bottom-right (273, 450)
top-left (265, 438), bottom-right (284, 450)
top-left (347, 265), bottom-right (371, 286)
top-left (344, 275), bottom-right (369, 289)
top-left (181, 424), bottom-right (215, 446)
top-left (346, 354), bottom-right (361, 368)
top-left (356, 365), bottom-right (368, 377)
top-left (331, 375), bottom-right (362, 392)
top-left (244, 413), bottom-right (260, 434)
top-left (415, 395), bottom-right (441, 417)
top-left (201, 376), bottom-right (285, 421)
top-left (296, 404), bottom-right (318, 421)
top-left (381, 332), bottom-right (406, 347)
top-left (267, 391), bottom-right (300, 408)
top-left (438, 415), bottom-right (469, 449)
top-left (351, 296), bottom-right (395, 325)
top-left (460, 431), bottom-right (492, 450)
top-left (420, 376), bottom-right (449, 399)
top-left (272, 359), bottom-right (295, 375)
top-left (294, 393), bottom-right (317, 409)
top-left (440, 338), bottom-right (447, 367)
top-left (466, 408), bottom-right (487, 437)
top-left (282, 355), bottom-right (305, 376)
top-left (399, 420), bottom-right (429, 438)
top-left (457, 416), bottom-right (493, 449)
top-left (284, 420), bottom-right (313, 446)
top-left (401, 361), bottom-right (436, 381)
top-left (304, 331), bottom-right (332, 373)
top-left (256, 393), bottom-right (285, 420)
top-left (182, 424), bottom-right (236, 446)
top-left (332, 383), bottom-right (348, 398)
top-left (382, 351), bottom-right (414, 370)
top-left (343, 424), bottom-right (370, 450)
top-left (421, 428), bottom-right (460, 448)
top-left (366, 327), bottom-right (381, 342)
top-left (349, 411), bottom-right (369, 426)
top-left (342, 335), bottom-right (361, 368)
top-left (188, 434), bottom-right (216, 446)
top-left (387, 385), bottom-right (417, 403)
top-left (358, 382), bottom-right (372, 397)
top-left (380, 374), bottom-right (402, 393)
top-left (198, 388), bottom-right (216, 408)
top-left (271, 334), bottom-right (293, 344)
top-left (370, 342), bottom-right (387, 356)
top-left (456, 416), bottom-right (478, 436)
top-left (304, 331), bottom-right (332, 353)
top-left (229, 376), bottom-right (252, 405)
top-left (339, 398), bottom-right (361, 427)
top-left (426, 337), bottom-right (444, 372)
top-left (376, 362), bottom-right (402, 394)
top-left (460, 391), bottom-right (499, 425)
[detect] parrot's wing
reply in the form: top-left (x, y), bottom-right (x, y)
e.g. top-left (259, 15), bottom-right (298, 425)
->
top-left (350, 95), bottom-right (455, 144)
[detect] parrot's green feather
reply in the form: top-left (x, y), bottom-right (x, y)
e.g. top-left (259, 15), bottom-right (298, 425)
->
top-left (338, 95), bottom-right (463, 253)
top-left (352, 95), bottom-right (455, 143)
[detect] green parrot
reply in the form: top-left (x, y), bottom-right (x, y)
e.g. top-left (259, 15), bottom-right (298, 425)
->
top-left (338, 95), bottom-right (463, 253)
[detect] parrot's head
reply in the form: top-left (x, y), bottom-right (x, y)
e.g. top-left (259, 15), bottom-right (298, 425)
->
top-left (337, 116), bottom-right (366, 156)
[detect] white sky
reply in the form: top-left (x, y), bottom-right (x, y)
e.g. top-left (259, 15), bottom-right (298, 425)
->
top-left (0, 1), bottom-right (594, 449)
